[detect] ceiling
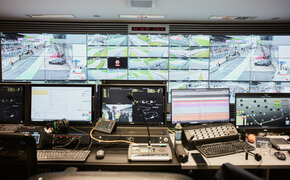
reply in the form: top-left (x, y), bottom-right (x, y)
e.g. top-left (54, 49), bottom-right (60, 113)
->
top-left (0, 0), bottom-right (290, 23)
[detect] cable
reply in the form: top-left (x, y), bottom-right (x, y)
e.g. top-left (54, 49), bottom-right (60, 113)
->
top-left (168, 128), bottom-right (175, 134)
top-left (52, 138), bottom-right (76, 150)
top-left (69, 126), bottom-right (89, 135)
top-left (68, 126), bottom-right (92, 150)
top-left (89, 128), bottom-right (135, 144)
top-left (73, 138), bottom-right (81, 150)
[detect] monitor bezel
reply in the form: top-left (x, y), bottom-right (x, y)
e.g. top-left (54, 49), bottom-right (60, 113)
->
top-left (171, 88), bottom-right (230, 126)
top-left (97, 83), bottom-right (167, 126)
top-left (235, 93), bottom-right (290, 132)
top-left (28, 83), bottom-right (96, 125)
top-left (101, 80), bottom-right (167, 85)
top-left (0, 83), bottom-right (29, 124)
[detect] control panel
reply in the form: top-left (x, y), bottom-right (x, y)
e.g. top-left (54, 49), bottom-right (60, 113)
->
top-left (185, 123), bottom-right (238, 141)
top-left (183, 123), bottom-right (239, 150)
top-left (128, 143), bottom-right (172, 161)
top-left (94, 118), bottom-right (116, 134)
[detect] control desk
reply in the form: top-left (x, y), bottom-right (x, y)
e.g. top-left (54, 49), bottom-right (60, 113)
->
top-left (22, 126), bottom-right (180, 171)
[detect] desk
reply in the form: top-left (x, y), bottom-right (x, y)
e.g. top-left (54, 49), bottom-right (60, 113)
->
top-left (37, 127), bottom-right (180, 172)
top-left (36, 127), bottom-right (290, 179)
top-left (179, 135), bottom-right (290, 180)
top-left (182, 149), bottom-right (290, 170)
top-left (38, 148), bottom-right (180, 171)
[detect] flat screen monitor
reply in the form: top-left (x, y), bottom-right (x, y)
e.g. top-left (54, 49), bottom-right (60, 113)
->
top-left (171, 88), bottom-right (230, 124)
top-left (235, 93), bottom-right (290, 131)
top-left (98, 84), bottom-right (167, 125)
top-left (101, 80), bottom-right (167, 84)
top-left (0, 84), bottom-right (26, 124)
top-left (30, 84), bottom-right (96, 124)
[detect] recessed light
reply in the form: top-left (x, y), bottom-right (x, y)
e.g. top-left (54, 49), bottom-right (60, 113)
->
top-left (271, 17), bottom-right (280, 20)
top-left (26, 14), bottom-right (75, 18)
top-left (129, 0), bottom-right (156, 8)
top-left (119, 14), bottom-right (165, 19)
top-left (209, 15), bottom-right (257, 20)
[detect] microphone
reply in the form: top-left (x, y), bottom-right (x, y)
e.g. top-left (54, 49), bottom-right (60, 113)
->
top-left (127, 93), bottom-right (151, 147)
top-left (244, 147), bottom-right (262, 161)
top-left (127, 93), bottom-right (134, 101)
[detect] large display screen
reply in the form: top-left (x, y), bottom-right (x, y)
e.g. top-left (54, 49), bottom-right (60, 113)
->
top-left (2, 33), bottom-right (290, 103)
top-left (235, 93), bottom-right (290, 130)
top-left (98, 84), bottom-right (166, 125)
top-left (30, 85), bottom-right (94, 124)
top-left (171, 88), bottom-right (230, 124)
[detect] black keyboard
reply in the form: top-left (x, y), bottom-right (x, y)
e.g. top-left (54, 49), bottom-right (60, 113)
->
top-left (196, 140), bottom-right (255, 158)
top-left (37, 150), bottom-right (90, 162)
top-left (0, 124), bottom-right (22, 133)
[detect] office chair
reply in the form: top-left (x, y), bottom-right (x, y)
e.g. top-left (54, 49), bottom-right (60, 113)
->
top-left (213, 163), bottom-right (264, 180)
top-left (28, 171), bottom-right (192, 180)
top-left (0, 133), bottom-right (37, 180)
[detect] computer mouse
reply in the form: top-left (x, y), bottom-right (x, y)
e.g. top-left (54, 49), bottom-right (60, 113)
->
top-left (274, 152), bottom-right (286, 160)
top-left (96, 149), bottom-right (105, 160)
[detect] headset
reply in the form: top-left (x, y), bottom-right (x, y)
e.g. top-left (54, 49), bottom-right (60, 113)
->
top-left (52, 119), bottom-right (69, 133)
top-left (245, 148), bottom-right (262, 161)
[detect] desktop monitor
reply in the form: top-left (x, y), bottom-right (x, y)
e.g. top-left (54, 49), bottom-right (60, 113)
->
top-left (235, 93), bottom-right (290, 131)
top-left (0, 83), bottom-right (27, 124)
top-left (30, 84), bottom-right (96, 124)
top-left (97, 84), bottom-right (167, 125)
top-left (101, 80), bottom-right (167, 84)
top-left (171, 88), bottom-right (230, 125)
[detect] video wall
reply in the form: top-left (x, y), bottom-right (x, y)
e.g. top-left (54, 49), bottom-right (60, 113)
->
top-left (1, 33), bottom-right (290, 103)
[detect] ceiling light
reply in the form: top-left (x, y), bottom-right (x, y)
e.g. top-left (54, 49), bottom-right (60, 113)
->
top-left (26, 14), bottom-right (75, 18)
top-left (129, 0), bottom-right (156, 8)
top-left (209, 15), bottom-right (257, 20)
top-left (119, 14), bottom-right (165, 19)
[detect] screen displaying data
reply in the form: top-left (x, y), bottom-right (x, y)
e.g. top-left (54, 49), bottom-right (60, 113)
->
top-left (99, 85), bottom-right (166, 125)
top-left (0, 84), bottom-right (25, 124)
top-left (171, 88), bottom-right (230, 124)
top-left (31, 86), bottom-right (93, 123)
top-left (235, 93), bottom-right (290, 129)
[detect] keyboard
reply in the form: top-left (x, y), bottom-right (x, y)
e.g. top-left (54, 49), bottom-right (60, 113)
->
top-left (0, 124), bottom-right (22, 133)
top-left (37, 150), bottom-right (91, 162)
top-left (196, 140), bottom-right (255, 158)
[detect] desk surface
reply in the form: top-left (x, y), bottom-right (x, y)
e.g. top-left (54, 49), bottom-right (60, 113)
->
top-left (182, 149), bottom-right (290, 170)
top-left (178, 135), bottom-right (290, 170)
top-left (37, 127), bottom-right (180, 171)
top-left (35, 127), bottom-right (290, 171)
top-left (38, 148), bottom-right (180, 171)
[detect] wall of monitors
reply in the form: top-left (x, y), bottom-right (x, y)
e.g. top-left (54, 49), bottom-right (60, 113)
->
top-left (1, 33), bottom-right (290, 103)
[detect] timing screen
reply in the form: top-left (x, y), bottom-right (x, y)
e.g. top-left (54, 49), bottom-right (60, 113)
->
top-left (236, 97), bottom-right (290, 128)
top-left (31, 86), bottom-right (92, 122)
top-left (171, 89), bottom-right (230, 124)
top-left (0, 86), bottom-right (24, 123)
top-left (101, 86), bottom-right (164, 124)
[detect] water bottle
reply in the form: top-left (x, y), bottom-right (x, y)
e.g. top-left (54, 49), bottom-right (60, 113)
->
top-left (175, 122), bottom-right (182, 142)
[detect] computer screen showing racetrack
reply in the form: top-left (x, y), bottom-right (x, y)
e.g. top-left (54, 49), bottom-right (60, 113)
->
top-left (31, 86), bottom-right (93, 123)
top-left (171, 88), bottom-right (230, 124)
top-left (0, 84), bottom-right (25, 124)
top-left (99, 85), bottom-right (166, 125)
top-left (235, 93), bottom-right (290, 130)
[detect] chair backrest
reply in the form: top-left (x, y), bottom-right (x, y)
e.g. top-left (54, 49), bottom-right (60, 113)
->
top-left (0, 133), bottom-right (37, 179)
top-left (28, 171), bottom-right (193, 180)
top-left (214, 163), bottom-right (264, 180)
